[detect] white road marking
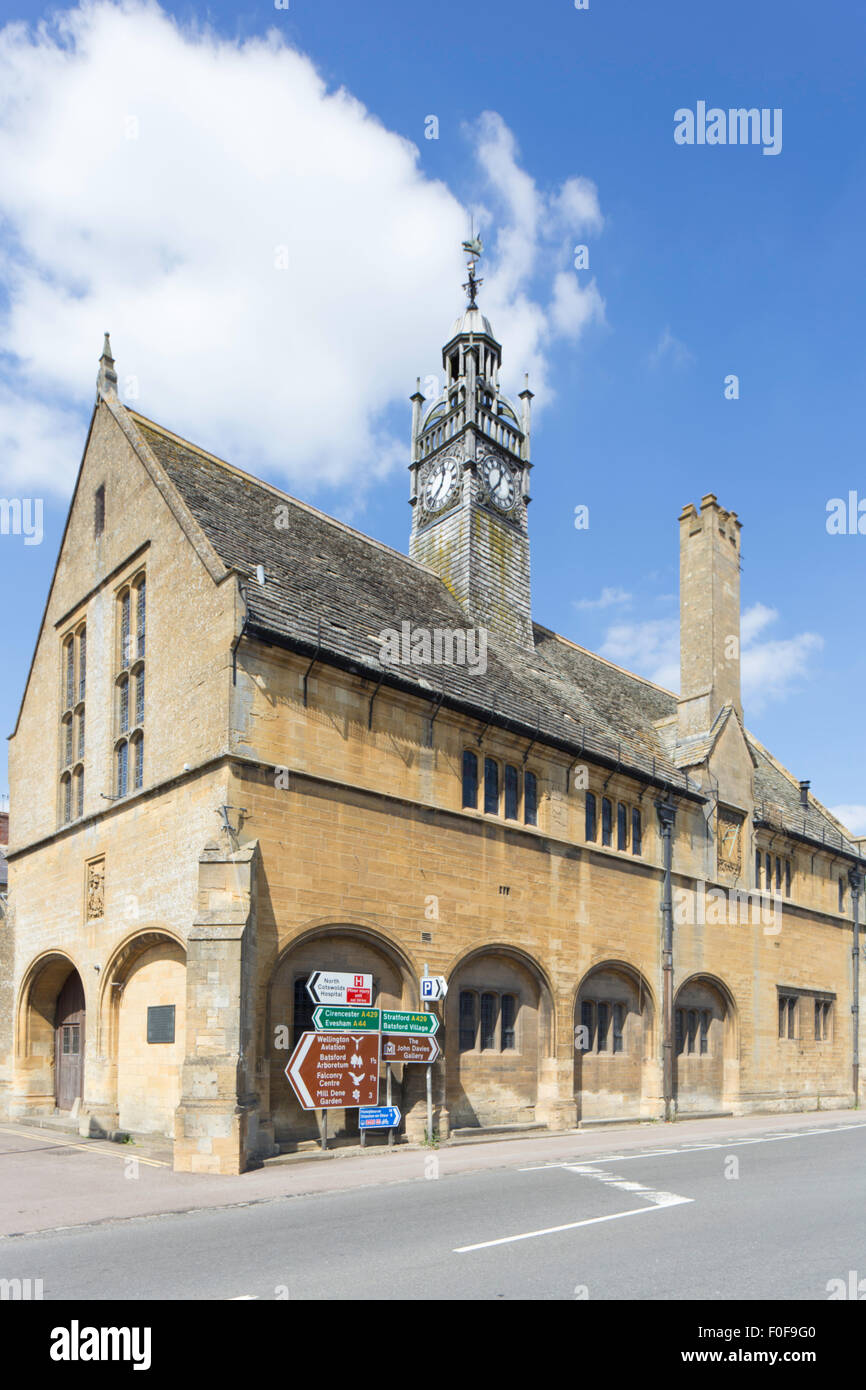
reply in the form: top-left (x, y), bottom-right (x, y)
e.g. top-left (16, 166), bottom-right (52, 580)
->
top-left (454, 1194), bottom-right (693, 1253)
top-left (520, 1122), bottom-right (866, 1171)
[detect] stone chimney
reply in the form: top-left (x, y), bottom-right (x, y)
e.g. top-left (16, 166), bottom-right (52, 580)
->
top-left (677, 494), bottom-right (742, 740)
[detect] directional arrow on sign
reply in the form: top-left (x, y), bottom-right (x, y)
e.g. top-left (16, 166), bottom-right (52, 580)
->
top-left (313, 1006), bottom-right (380, 1032)
top-left (286, 1031), bottom-right (380, 1110)
top-left (420, 975), bottom-right (448, 1002)
top-left (359, 1106), bottom-right (401, 1130)
top-left (306, 971), bottom-right (373, 1006)
top-left (380, 1034), bottom-right (439, 1065)
top-left (380, 1009), bottom-right (439, 1036)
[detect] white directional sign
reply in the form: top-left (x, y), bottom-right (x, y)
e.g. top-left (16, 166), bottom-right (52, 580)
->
top-left (420, 975), bottom-right (448, 1002)
top-left (306, 971), bottom-right (373, 1006)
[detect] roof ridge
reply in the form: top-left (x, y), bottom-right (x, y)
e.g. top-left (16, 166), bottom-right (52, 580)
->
top-left (128, 410), bottom-right (435, 577)
top-left (534, 623), bottom-right (678, 700)
top-left (747, 730), bottom-right (854, 837)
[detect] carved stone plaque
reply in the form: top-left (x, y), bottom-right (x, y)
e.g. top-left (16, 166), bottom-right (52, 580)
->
top-left (86, 856), bottom-right (105, 920)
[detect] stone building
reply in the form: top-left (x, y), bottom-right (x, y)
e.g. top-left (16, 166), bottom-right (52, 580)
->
top-left (0, 295), bottom-right (863, 1174)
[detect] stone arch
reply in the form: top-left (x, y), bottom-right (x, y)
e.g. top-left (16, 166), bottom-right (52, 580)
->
top-left (674, 972), bottom-right (739, 1115)
top-left (265, 924), bottom-right (418, 1150)
top-left (574, 959), bottom-right (657, 1122)
top-left (14, 951), bottom-right (85, 1116)
top-left (445, 943), bottom-right (555, 1131)
top-left (98, 929), bottom-right (187, 1137)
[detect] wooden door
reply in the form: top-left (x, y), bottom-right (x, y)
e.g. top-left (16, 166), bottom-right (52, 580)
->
top-left (54, 971), bottom-right (85, 1110)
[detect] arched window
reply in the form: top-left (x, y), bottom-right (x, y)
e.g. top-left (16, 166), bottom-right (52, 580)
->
top-left (601, 797), bottom-right (612, 847)
top-left (462, 750), bottom-right (478, 809)
top-left (585, 791), bottom-right (597, 841)
top-left (61, 773), bottom-right (72, 825)
top-left (483, 757), bottom-right (499, 815)
top-left (116, 741), bottom-right (128, 798)
top-left (118, 675), bottom-right (129, 733)
top-left (480, 993), bottom-right (498, 1050)
top-left (631, 807), bottom-right (642, 856)
top-left (74, 766), bottom-right (84, 820)
top-left (116, 570), bottom-right (147, 796)
top-left (459, 991), bottom-right (477, 1052)
top-left (64, 637), bottom-right (74, 709)
top-left (120, 589), bottom-right (131, 669)
top-left (504, 764), bottom-right (519, 820)
top-left (77, 626), bottom-right (86, 702)
top-left (617, 802), bottom-right (628, 851)
top-left (501, 994), bottom-right (517, 1050)
top-left (524, 771), bottom-right (538, 826)
top-left (135, 577), bottom-right (146, 658)
top-left (132, 733), bottom-right (144, 791)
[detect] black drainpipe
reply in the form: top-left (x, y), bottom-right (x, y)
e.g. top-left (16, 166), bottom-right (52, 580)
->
top-left (656, 796), bottom-right (677, 1122)
top-left (850, 868), bottom-right (863, 1106)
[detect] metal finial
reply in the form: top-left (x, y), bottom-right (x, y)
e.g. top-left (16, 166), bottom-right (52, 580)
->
top-left (461, 225), bottom-right (484, 309)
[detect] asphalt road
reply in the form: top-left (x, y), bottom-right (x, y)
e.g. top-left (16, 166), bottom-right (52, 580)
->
top-left (2, 1119), bottom-right (865, 1300)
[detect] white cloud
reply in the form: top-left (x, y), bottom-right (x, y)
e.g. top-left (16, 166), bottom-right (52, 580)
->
top-left (740, 601), bottom-right (777, 645)
top-left (0, 8), bottom-right (606, 499)
top-left (597, 601), bottom-right (823, 711)
top-left (741, 631), bottom-right (823, 713)
top-left (573, 585), bottom-right (632, 612)
top-left (600, 617), bottom-right (679, 690)
top-left (649, 326), bottom-right (693, 369)
top-left (829, 805), bottom-right (866, 836)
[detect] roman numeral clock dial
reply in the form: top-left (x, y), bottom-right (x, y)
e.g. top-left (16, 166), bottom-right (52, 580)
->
top-left (480, 452), bottom-right (517, 511)
top-left (422, 452), bottom-right (460, 513)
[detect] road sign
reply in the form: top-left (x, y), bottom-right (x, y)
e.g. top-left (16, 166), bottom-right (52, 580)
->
top-left (306, 971), bottom-right (373, 1006)
top-left (359, 1106), bottom-right (401, 1130)
top-left (381, 1035), bottom-right (440, 1065)
top-left (286, 1032), bottom-right (380, 1110)
top-left (380, 1009), bottom-right (439, 1036)
top-left (313, 1006), bottom-right (380, 1032)
top-left (420, 975), bottom-right (448, 1002)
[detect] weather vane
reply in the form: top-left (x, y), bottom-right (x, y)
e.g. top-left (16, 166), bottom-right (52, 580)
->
top-left (461, 220), bottom-right (483, 308)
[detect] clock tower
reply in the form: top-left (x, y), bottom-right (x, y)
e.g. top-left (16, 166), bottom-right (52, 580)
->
top-left (408, 241), bottom-right (534, 650)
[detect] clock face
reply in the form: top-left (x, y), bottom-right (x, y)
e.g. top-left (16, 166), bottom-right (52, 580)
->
top-left (481, 453), bottom-right (517, 511)
top-left (423, 454), bottom-right (459, 512)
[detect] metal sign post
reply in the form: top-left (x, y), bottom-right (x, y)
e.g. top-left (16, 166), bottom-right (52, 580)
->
top-left (386, 1062), bottom-right (394, 1147)
top-left (424, 963), bottom-right (433, 1143)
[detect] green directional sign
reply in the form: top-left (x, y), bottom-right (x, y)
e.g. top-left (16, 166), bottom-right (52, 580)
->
top-left (312, 1006), bottom-right (381, 1032)
top-left (380, 1009), bottom-right (439, 1037)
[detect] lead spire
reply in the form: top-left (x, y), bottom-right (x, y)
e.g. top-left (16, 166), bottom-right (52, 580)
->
top-left (97, 332), bottom-right (118, 399)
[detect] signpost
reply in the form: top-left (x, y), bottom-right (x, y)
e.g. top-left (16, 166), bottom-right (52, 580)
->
top-left (285, 1031), bottom-right (380, 1112)
top-left (359, 1106), bottom-right (401, 1130)
top-left (380, 1009), bottom-right (438, 1036)
top-left (381, 1035), bottom-right (439, 1065)
top-left (306, 971), bottom-right (372, 1006)
top-left (420, 975), bottom-right (448, 1002)
top-left (312, 1006), bottom-right (380, 1032)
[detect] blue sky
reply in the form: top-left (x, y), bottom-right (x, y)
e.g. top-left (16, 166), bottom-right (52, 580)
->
top-left (1, 0), bottom-right (865, 825)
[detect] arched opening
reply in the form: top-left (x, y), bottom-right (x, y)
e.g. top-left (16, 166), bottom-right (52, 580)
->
top-left (574, 961), bottom-right (655, 1122)
top-left (674, 974), bottom-right (737, 1115)
top-left (15, 953), bottom-right (85, 1115)
top-left (266, 927), bottom-right (416, 1149)
top-left (446, 945), bottom-right (554, 1129)
top-left (55, 970), bottom-right (85, 1110)
top-left (100, 931), bottom-right (187, 1137)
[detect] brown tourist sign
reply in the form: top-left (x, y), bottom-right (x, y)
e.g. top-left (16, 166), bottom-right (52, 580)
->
top-left (286, 1031), bottom-right (380, 1110)
top-left (380, 1034), bottom-right (440, 1065)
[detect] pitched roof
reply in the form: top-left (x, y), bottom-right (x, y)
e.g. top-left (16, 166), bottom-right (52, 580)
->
top-left (128, 409), bottom-right (860, 857)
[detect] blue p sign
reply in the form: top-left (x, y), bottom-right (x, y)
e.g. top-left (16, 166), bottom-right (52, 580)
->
top-left (421, 979), bottom-right (434, 999)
